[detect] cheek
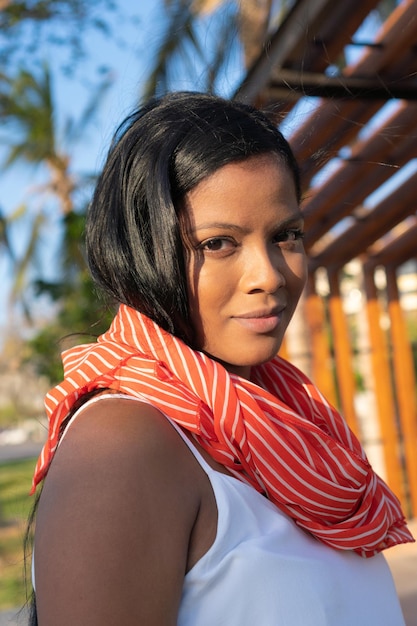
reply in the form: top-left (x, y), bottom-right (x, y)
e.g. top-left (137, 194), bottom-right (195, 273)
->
top-left (299, 254), bottom-right (309, 285)
top-left (186, 258), bottom-right (216, 331)
top-left (195, 267), bottom-right (228, 316)
top-left (187, 263), bottom-right (233, 340)
top-left (293, 247), bottom-right (308, 278)
top-left (287, 252), bottom-right (308, 295)
top-left (186, 249), bottom-right (204, 306)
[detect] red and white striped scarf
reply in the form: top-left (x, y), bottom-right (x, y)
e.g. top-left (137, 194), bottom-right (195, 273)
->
top-left (32, 304), bottom-right (413, 556)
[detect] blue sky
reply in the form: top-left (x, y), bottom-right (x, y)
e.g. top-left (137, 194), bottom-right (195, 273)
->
top-left (1, 0), bottom-right (147, 331)
top-left (0, 1), bottom-right (403, 339)
top-left (0, 0), bottom-right (246, 337)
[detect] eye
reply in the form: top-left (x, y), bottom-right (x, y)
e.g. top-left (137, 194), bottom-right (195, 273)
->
top-left (272, 228), bottom-right (305, 247)
top-left (198, 237), bottom-right (236, 253)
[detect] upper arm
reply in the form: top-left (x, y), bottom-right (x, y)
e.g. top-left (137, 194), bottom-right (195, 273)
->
top-left (34, 399), bottom-right (200, 625)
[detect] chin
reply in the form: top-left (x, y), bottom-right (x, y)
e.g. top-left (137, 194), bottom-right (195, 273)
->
top-left (227, 349), bottom-right (282, 373)
top-left (204, 336), bottom-right (283, 374)
top-left (247, 340), bottom-right (284, 365)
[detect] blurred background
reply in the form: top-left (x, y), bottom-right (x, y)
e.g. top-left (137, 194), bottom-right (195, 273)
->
top-left (0, 0), bottom-right (416, 619)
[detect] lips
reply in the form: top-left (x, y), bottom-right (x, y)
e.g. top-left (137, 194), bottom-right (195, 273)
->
top-left (232, 307), bottom-right (284, 333)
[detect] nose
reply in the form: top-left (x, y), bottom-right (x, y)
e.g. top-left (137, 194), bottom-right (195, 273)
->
top-left (240, 245), bottom-right (286, 294)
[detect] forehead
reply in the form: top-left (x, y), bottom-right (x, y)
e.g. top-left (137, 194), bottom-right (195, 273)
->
top-left (184, 154), bottom-right (300, 228)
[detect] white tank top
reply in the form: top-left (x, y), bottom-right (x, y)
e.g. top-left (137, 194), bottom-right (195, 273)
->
top-left (40, 394), bottom-right (406, 625)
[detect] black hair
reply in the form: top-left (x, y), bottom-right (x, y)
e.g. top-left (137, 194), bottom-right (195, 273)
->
top-left (86, 91), bottom-right (300, 346)
top-left (26, 93), bottom-right (300, 624)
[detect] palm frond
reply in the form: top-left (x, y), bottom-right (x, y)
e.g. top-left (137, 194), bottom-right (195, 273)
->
top-left (142, 0), bottom-right (205, 99)
top-left (0, 207), bottom-right (15, 261)
top-left (10, 211), bottom-right (46, 320)
top-left (205, 8), bottom-right (239, 92)
top-left (65, 70), bottom-right (114, 144)
top-left (1, 64), bottom-right (56, 166)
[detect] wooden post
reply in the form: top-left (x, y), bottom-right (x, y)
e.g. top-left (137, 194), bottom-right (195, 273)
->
top-left (304, 273), bottom-right (337, 406)
top-left (278, 336), bottom-right (289, 361)
top-left (327, 268), bottom-right (360, 437)
top-left (386, 265), bottom-right (417, 517)
top-left (283, 292), bottom-right (312, 376)
top-left (363, 265), bottom-right (404, 503)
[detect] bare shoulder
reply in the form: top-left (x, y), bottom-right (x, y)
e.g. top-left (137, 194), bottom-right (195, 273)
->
top-left (41, 396), bottom-right (199, 488)
top-left (37, 397), bottom-right (202, 532)
top-left (34, 397), bottom-right (203, 625)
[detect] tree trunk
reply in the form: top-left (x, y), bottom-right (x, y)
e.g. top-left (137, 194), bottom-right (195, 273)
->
top-left (192, 0), bottom-right (273, 69)
top-left (238, 0), bottom-right (273, 69)
top-left (46, 155), bottom-right (75, 215)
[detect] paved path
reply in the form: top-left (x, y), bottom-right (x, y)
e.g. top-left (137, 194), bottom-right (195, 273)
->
top-left (0, 442), bottom-right (43, 464)
top-left (0, 608), bottom-right (28, 626)
top-left (385, 518), bottom-right (417, 626)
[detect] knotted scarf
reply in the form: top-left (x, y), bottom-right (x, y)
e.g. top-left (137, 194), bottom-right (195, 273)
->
top-left (32, 304), bottom-right (414, 557)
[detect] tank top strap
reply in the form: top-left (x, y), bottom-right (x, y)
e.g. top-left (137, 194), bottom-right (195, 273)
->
top-left (163, 417), bottom-right (216, 477)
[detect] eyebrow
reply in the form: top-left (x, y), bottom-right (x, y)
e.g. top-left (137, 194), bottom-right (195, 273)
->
top-left (189, 222), bottom-right (249, 234)
top-left (189, 212), bottom-right (304, 234)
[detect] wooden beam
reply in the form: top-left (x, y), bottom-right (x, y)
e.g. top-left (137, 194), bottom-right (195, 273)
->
top-left (347, 0), bottom-right (417, 77)
top-left (304, 274), bottom-right (337, 406)
top-left (302, 101), bottom-right (417, 227)
top-left (285, 0), bottom-right (417, 182)
top-left (367, 219), bottom-right (417, 267)
top-left (327, 269), bottom-right (360, 436)
top-left (291, 99), bottom-right (381, 174)
top-left (309, 170), bottom-right (417, 269)
top-left (386, 266), bottom-right (417, 517)
top-left (268, 70), bottom-right (417, 101)
top-left (363, 266), bottom-right (404, 501)
top-left (234, 0), bottom-right (334, 103)
top-left (280, 0), bottom-right (381, 72)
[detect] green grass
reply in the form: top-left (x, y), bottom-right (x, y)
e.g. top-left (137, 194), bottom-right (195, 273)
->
top-left (0, 457), bottom-right (37, 610)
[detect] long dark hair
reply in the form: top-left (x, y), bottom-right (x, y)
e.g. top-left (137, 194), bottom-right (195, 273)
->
top-left (26, 92), bottom-right (299, 625)
top-left (86, 91), bottom-right (300, 345)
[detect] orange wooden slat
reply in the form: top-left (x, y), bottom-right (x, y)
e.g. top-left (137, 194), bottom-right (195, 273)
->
top-left (327, 270), bottom-right (360, 437)
top-left (304, 274), bottom-right (337, 406)
top-left (363, 266), bottom-right (404, 502)
top-left (386, 266), bottom-right (417, 517)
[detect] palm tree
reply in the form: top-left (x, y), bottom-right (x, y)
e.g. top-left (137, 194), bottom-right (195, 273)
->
top-left (144, 0), bottom-right (396, 101)
top-left (1, 64), bottom-right (75, 212)
top-left (0, 62), bottom-right (112, 314)
top-left (1, 64), bottom-right (112, 213)
top-left (0, 0), bottom-right (116, 79)
top-left (142, 0), bottom-right (292, 99)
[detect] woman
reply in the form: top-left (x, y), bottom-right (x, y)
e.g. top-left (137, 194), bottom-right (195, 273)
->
top-left (30, 92), bottom-right (413, 625)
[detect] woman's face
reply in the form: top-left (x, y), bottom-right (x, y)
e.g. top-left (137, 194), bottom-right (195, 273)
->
top-left (183, 153), bottom-right (307, 379)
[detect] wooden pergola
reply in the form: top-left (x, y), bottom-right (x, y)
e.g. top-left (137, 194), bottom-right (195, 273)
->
top-left (234, 0), bottom-right (417, 517)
